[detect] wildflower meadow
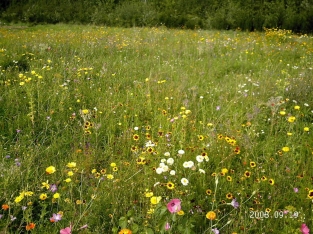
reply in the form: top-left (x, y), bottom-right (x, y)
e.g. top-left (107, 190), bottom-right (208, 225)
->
top-left (0, 24), bottom-right (313, 233)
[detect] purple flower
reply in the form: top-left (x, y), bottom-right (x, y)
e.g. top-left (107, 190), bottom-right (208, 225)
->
top-left (165, 222), bottom-right (171, 230)
top-left (212, 228), bottom-right (219, 234)
top-left (50, 184), bottom-right (58, 193)
top-left (50, 213), bottom-right (62, 223)
top-left (294, 188), bottom-right (299, 193)
top-left (230, 198), bottom-right (239, 209)
top-left (5, 155), bottom-right (10, 159)
top-left (0, 214), bottom-right (3, 219)
top-left (167, 199), bottom-right (181, 213)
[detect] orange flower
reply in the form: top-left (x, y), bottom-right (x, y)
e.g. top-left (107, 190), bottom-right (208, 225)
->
top-left (119, 229), bottom-right (132, 234)
top-left (26, 222), bottom-right (36, 231)
top-left (2, 204), bottom-right (9, 210)
top-left (206, 211), bottom-right (217, 220)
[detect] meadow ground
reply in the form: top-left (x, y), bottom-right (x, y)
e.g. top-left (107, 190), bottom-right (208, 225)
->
top-left (0, 24), bottom-right (313, 234)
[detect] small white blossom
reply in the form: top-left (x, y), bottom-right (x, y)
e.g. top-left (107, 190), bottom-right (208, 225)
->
top-left (156, 167), bottom-right (163, 174)
top-left (164, 152), bottom-right (171, 157)
top-left (170, 170), bottom-right (176, 175)
top-left (196, 155), bottom-right (204, 163)
top-left (162, 165), bottom-right (169, 172)
top-left (199, 169), bottom-right (205, 174)
top-left (167, 158), bottom-right (174, 165)
top-left (178, 149), bottom-right (185, 155)
top-left (181, 178), bottom-right (189, 186)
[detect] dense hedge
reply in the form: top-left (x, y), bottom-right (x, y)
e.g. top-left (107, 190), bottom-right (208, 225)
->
top-left (1, 0), bottom-right (313, 32)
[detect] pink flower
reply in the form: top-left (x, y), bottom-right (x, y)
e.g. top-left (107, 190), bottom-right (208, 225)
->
top-left (300, 223), bottom-right (310, 234)
top-left (165, 222), bottom-right (171, 230)
top-left (167, 199), bottom-right (181, 213)
top-left (60, 227), bottom-right (71, 234)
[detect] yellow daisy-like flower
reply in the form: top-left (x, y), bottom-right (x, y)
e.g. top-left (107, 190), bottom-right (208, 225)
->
top-left (53, 193), bottom-right (60, 199)
top-left (107, 174), bottom-right (114, 180)
top-left (166, 182), bottom-right (175, 190)
top-left (41, 181), bottom-right (50, 189)
top-left (304, 127), bottom-right (310, 132)
top-left (288, 116), bottom-right (296, 123)
top-left (82, 109), bottom-right (89, 114)
top-left (110, 162), bottom-right (117, 167)
top-left (250, 161), bottom-right (256, 168)
top-left (67, 171), bottom-right (74, 176)
top-left (66, 162), bottom-right (76, 168)
top-left (221, 168), bottom-right (228, 174)
top-left (269, 179), bottom-right (275, 185)
top-left (14, 195), bottom-right (24, 203)
top-left (39, 193), bottom-right (48, 200)
top-left (282, 147), bottom-right (290, 152)
top-left (45, 166), bottom-right (56, 174)
top-left (279, 111), bottom-right (286, 115)
top-left (150, 196), bottom-right (161, 205)
top-left (145, 191), bottom-right (153, 198)
top-left (206, 211), bottom-right (217, 220)
top-left (177, 210), bottom-right (185, 215)
top-left (294, 105), bottom-right (300, 110)
top-left (64, 178), bottom-right (72, 183)
top-left (308, 190), bottom-right (313, 199)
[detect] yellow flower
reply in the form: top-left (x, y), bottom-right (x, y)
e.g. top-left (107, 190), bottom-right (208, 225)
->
top-left (67, 171), bottom-right (74, 176)
top-left (66, 162), bottom-right (76, 168)
top-left (64, 178), bottom-right (72, 183)
top-left (147, 208), bottom-right (155, 214)
top-left (14, 195), bottom-right (24, 203)
top-left (177, 210), bottom-right (185, 215)
top-left (221, 168), bottom-right (228, 174)
top-left (166, 182), bottom-right (175, 190)
top-left (39, 193), bottom-right (48, 200)
top-left (145, 191), bottom-right (154, 198)
top-left (279, 111), bottom-right (286, 115)
top-left (287, 132), bottom-right (293, 136)
top-left (82, 109), bottom-right (89, 114)
top-left (24, 191), bottom-right (34, 197)
top-left (110, 162), bottom-right (117, 167)
top-left (41, 181), bottom-right (50, 189)
top-left (308, 190), bottom-right (313, 199)
top-left (53, 193), bottom-right (60, 199)
top-left (107, 174), bottom-right (114, 180)
top-left (288, 116), bottom-right (296, 123)
top-left (282, 147), bottom-right (290, 152)
top-left (304, 127), bottom-right (310, 132)
top-left (269, 179), bottom-right (275, 185)
top-left (45, 166), bottom-right (56, 174)
top-left (206, 211), bottom-right (217, 220)
top-left (150, 196), bottom-right (161, 205)
top-left (294, 105), bottom-right (300, 110)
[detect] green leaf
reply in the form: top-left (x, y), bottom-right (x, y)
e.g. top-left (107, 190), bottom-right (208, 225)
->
top-left (118, 216), bottom-right (128, 229)
top-left (143, 227), bottom-right (154, 234)
top-left (131, 223), bottom-right (139, 233)
top-left (127, 209), bottom-right (134, 217)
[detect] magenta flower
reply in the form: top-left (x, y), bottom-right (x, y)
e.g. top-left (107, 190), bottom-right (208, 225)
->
top-left (212, 228), bottom-right (219, 234)
top-left (300, 223), bottom-right (310, 234)
top-left (60, 226), bottom-right (71, 234)
top-left (167, 199), bottom-right (181, 213)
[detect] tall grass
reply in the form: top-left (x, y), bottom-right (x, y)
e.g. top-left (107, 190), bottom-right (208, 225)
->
top-left (0, 24), bottom-right (312, 233)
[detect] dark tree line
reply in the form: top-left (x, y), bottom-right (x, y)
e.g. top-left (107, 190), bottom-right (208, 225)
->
top-left (1, 0), bottom-right (313, 32)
